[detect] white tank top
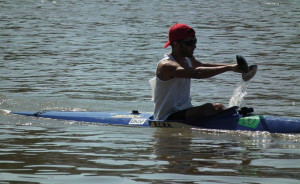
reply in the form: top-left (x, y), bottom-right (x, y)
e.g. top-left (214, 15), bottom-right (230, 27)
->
top-left (149, 54), bottom-right (193, 120)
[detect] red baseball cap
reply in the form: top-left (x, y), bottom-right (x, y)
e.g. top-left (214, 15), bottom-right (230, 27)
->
top-left (164, 23), bottom-right (196, 48)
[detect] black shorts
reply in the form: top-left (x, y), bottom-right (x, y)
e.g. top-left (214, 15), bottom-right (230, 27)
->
top-left (166, 109), bottom-right (187, 120)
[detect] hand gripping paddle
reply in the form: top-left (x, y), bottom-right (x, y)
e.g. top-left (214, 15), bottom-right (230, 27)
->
top-left (236, 55), bottom-right (258, 81)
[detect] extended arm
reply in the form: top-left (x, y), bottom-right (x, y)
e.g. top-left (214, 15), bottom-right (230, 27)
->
top-left (192, 65), bottom-right (237, 79)
top-left (157, 59), bottom-right (239, 81)
top-left (189, 56), bottom-right (233, 68)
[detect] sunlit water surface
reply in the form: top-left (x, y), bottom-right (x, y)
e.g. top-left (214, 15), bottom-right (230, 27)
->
top-left (1, 0), bottom-right (299, 183)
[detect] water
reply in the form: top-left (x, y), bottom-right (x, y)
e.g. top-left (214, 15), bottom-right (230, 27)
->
top-left (1, 0), bottom-right (299, 183)
top-left (229, 81), bottom-right (248, 107)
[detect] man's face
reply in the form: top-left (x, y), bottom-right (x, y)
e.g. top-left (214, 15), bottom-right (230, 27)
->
top-left (179, 36), bottom-right (197, 58)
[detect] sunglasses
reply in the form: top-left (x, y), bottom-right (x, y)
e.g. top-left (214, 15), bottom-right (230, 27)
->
top-left (180, 39), bottom-right (197, 46)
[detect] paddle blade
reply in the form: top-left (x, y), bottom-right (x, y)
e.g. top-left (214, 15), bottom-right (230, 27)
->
top-left (236, 55), bottom-right (249, 73)
top-left (242, 65), bottom-right (257, 81)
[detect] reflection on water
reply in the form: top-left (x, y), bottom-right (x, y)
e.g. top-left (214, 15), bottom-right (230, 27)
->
top-left (1, 123), bottom-right (299, 183)
top-left (153, 129), bottom-right (300, 182)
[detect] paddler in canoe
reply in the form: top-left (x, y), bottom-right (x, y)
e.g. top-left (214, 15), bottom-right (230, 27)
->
top-left (149, 23), bottom-right (253, 121)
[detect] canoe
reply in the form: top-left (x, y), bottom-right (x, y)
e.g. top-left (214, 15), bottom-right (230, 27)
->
top-left (12, 107), bottom-right (300, 133)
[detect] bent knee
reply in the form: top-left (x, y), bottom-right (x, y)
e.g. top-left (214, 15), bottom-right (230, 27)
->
top-left (203, 103), bottom-right (215, 110)
top-left (214, 103), bottom-right (226, 112)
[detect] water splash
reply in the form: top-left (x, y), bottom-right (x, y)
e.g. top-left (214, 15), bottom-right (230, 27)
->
top-left (229, 81), bottom-right (248, 107)
top-left (0, 109), bottom-right (11, 114)
top-left (0, 98), bottom-right (12, 114)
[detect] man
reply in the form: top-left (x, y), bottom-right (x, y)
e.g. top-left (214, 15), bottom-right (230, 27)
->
top-left (150, 23), bottom-right (243, 120)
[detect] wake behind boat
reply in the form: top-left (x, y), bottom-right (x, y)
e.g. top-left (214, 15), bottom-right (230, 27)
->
top-left (12, 106), bottom-right (300, 133)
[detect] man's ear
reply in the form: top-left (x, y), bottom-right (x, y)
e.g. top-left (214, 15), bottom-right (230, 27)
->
top-left (172, 41), bottom-right (180, 48)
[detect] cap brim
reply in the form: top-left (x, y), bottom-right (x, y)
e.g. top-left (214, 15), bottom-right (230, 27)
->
top-left (164, 41), bottom-right (171, 48)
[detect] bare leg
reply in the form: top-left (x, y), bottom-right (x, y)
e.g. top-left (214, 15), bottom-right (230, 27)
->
top-left (185, 103), bottom-right (226, 120)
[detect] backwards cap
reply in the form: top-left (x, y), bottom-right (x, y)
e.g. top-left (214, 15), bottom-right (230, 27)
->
top-left (164, 23), bottom-right (196, 48)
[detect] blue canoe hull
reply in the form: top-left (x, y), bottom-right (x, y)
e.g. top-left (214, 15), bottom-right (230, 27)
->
top-left (12, 107), bottom-right (300, 133)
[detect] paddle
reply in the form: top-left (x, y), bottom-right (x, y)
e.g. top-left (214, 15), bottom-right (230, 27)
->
top-left (236, 55), bottom-right (257, 81)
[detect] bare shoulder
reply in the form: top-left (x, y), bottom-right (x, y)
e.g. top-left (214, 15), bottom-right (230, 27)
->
top-left (157, 59), bottom-right (180, 80)
top-left (158, 59), bottom-right (179, 71)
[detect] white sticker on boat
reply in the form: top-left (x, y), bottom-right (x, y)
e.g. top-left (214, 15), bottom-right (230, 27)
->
top-left (112, 115), bottom-right (141, 118)
top-left (129, 118), bottom-right (146, 125)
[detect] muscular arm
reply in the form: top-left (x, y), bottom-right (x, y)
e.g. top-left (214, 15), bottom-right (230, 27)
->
top-left (157, 59), bottom-right (239, 81)
top-left (189, 56), bottom-right (232, 68)
top-left (193, 65), bottom-right (236, 79)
